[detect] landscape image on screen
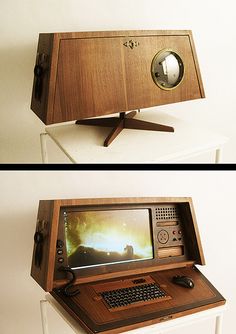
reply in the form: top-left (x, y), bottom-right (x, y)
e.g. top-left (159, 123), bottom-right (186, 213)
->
top-left (64, 209), bottom-right (153, 269)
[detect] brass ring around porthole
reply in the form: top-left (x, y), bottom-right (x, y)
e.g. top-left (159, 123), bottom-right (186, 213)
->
top-left (151, 49), bottom-right (184, 90)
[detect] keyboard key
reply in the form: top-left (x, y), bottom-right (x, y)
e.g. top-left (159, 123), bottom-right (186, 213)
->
top-left (101, 282), bottom-right (168, 309)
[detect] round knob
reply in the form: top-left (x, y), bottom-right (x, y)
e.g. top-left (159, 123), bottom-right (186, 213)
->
top-left (56, 239), bottom-right (64, 248)
top-left (34, 231), bottom-right (43, 243)
top-left (34, 64), bottom-right (43, 77)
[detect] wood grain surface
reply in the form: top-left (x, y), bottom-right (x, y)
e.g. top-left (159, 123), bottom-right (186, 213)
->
top-left (30, 31), bottom-right (204, 125)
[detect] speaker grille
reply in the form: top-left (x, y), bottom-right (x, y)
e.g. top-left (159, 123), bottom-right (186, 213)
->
top-left (155, 206), bottom-right (179, 221)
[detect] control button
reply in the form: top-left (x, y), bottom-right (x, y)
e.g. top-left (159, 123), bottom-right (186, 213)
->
top-left (57, 249), bottom-right (63, 255)
top-left (58, 257), bottom-right (64, 263)
top-left (56, 239), bottom-right (64, 248)
top-left (178, 230), bottom-right (182, 234)
top-left (157, 230), bottom-right (169, 244)
top-left (173, 231), bottom-right (176, 235)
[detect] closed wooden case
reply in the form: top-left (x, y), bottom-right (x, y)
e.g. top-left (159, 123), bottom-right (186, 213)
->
top-left (31, 31), bottom-right (205, 125)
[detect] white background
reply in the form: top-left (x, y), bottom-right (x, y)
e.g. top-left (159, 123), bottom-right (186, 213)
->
top-left (0, 0), bottom-right (236, 162)
top-left (0, 170), bottom-right (235, 333)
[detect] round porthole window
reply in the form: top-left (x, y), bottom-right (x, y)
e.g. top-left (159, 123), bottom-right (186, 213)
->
top-left (151, 49), bottom-right (184, 90)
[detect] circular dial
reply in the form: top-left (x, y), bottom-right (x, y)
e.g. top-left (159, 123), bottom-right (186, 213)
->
top-left (151, 49), bottom-right (184, 90)
top-left (157, 229), bottom-right (169, 244)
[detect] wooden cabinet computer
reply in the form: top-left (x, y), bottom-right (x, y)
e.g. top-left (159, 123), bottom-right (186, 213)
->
top-left (31, 31), bottom-right (205, 146)
top-left (31, 197), bottom-right (225, 333)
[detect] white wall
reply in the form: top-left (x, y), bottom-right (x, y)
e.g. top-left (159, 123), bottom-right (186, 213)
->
top-left (0, 170), bottom-right (235, 333)
top-left (0, 0), bottom-right (236, 162)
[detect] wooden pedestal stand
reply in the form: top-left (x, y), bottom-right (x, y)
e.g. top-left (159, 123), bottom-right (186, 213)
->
top-left (76, 111), bottom-right (174, 147)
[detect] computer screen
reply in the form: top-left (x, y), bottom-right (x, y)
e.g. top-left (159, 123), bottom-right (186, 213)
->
top-left (64, 209), bottom-right (153, 269)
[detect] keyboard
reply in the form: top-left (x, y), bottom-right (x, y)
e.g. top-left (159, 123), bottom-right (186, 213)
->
top-left (101, 282), bottom-right (170, 310)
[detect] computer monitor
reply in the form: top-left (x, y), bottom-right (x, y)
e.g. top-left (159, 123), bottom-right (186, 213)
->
top-left (63, 209), bottom-right (153, 270)
top-left (54, 202), bottom-right (192, 280)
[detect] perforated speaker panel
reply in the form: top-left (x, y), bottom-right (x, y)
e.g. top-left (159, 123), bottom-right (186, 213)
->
top-left (155, 205), bottom-right (179, 221)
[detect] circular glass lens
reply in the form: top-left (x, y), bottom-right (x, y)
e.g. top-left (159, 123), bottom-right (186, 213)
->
top-left (151, 50), bottom-right (184, 90)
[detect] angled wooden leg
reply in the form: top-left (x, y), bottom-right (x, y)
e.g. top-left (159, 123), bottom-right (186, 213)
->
top-left (104, 119), bottom-right (125, 147)
top-left (124, 118), bottom-right (174, 132)
top-left (125, 110), bottom-right (137, 119)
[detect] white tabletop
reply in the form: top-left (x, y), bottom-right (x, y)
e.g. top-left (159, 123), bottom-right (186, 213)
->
top-left (44, 294), bottom-right (226, 334)
top-left (45, 111), bottom-right (228, 163)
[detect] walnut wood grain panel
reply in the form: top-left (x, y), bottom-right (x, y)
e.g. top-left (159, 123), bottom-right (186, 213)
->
top-left (51, 266), bottom-right (225, 334)
top-left (188, 31), bottom-right (205, 98)
top-left (46, 34), bottom-right (61, 124)
top-left (53, 261), bottom-right (194, 288)
top-left (180, 200), bottom-right (205, 265)
top-left (78, 267), bottom-right (217, 323)
top-left (124, 35), bottom-right (203, 111)
top-left (45, 200), bottom-right (62, 291)
top-left (53, 30), bottom-right (192, 40)
top-left (91, 275), bottom-right (171, 312)
top-left (31, 30), bottom-right (205, 125)
top-left (92, 275), bottom-right (155, 293)
top-left (54, 196), bottom-right (192, 207)
top-left (53, 37), bottom-right (127, 122)
top-left (158, 246), bottom-right (184, 258)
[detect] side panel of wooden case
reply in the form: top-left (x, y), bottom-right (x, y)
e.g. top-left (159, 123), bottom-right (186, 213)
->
top-left (30, 33), bottom-right (60, 124)
top-left (31, 200), bottom-right (60, 291)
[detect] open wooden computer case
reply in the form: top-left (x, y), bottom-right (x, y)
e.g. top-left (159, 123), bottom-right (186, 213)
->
top-left (31, 197), bottom-right (225, 333)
